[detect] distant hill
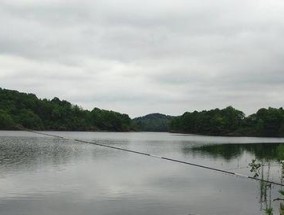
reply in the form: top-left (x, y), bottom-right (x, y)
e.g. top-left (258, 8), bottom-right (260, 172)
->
top-left (0, 88), bottom-right (132, 131)
top-left (132, 113), bottom-right (174, 132)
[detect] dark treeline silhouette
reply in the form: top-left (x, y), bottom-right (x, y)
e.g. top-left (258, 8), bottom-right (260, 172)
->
top-left (0, 88), bottom-right (132, 131)
top-left (132, 113), bottom-right (173, 132)
top-left (1, 88), bottom-right (284, 136)
top-left (170, 106), bottom-right (284, 137)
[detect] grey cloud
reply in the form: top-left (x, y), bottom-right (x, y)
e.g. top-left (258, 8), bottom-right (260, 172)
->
top-left (0, 0), bottom-right (284, 117)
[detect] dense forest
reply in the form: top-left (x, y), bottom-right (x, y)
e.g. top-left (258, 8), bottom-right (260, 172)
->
top-left (0, 88), bottom-right (284, 137)
top-left (170, 106), bottom-right (284, 137)
top-left (0, 88), bottom-right (132, 131)
top-left (132, 113), bottom-right (173, 132)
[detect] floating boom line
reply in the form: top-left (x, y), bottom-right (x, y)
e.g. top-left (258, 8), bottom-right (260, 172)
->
top-left (22, 129), bottom-right (284, 186)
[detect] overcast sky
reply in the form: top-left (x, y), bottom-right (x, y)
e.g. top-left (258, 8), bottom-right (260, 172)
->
top-left (0, 0), bottom-right (283, 117)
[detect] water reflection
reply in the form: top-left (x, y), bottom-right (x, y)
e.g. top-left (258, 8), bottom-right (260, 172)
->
top-left (0, 136), bottom-right (86, 175)
top-left (0, 136), bottom-right (132, 175)
top-left (186, 143), bottom-right (284, 161)
top-left (2, 132), bottom-right (284, 215)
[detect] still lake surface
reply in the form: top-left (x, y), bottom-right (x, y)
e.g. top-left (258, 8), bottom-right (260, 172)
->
top-left (1, 131), bottom-right (284, 215)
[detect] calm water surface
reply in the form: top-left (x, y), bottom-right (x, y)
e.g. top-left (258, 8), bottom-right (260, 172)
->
top-left (1, 131), bottom-right (284, 215)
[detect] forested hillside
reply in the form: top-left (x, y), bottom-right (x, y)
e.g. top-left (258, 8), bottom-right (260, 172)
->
top-left (1, 88), bottom-right (284, 137)
top-left (132, 113), bottom-right (173, 132)
top-left (170, 106), bottom-right (284, 137)
top-left (0, 88), bottom-right (132, 131)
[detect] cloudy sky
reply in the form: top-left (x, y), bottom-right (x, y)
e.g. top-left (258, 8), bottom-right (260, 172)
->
top-left (0, 0), bottom-right (283, 117)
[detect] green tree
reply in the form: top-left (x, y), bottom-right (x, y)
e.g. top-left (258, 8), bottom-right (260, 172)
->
top-left (16, 110), bottom-right (43, 130)
top-left (0, 110), bottom-right (15, 129)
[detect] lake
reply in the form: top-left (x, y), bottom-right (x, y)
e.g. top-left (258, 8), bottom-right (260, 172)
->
top-left (1, 131), bottom-right (284, 215)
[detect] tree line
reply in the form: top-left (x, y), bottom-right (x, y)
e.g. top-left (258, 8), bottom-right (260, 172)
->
top-left (170, 106), bottom-right (284, 137)
top-left (1, 88), bottom-right (283, 136)
top-left (0, 88), bottom-right (132, 131)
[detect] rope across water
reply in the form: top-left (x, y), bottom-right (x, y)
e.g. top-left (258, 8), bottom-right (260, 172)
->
top-left (23, 129), bottom-right (284, 187)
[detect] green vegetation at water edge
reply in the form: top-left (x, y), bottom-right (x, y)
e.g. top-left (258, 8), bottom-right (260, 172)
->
top-left (1, 87), bottom-right (284, 136)
top-left (170, 106), bottom-right (284, 137)
top-left (0, 88), bottom-right (132, 131)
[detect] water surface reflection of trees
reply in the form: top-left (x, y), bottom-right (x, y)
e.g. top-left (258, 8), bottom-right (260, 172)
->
top-left (185, 143), bottom-right (284, 161)
top-left (185, 143), bottom-right (284, 214)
